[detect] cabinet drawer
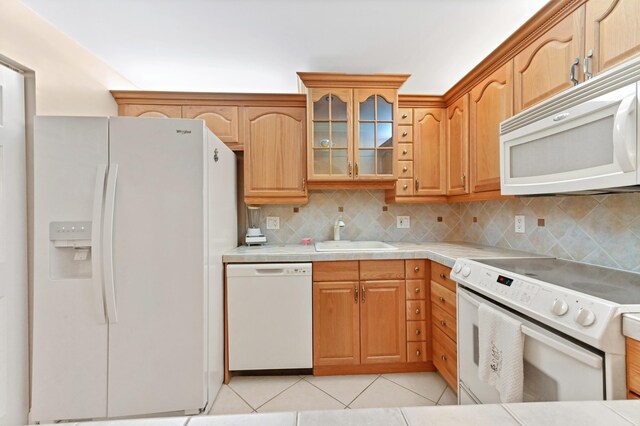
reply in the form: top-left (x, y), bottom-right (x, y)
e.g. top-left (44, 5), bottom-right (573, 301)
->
top-left (398, 126), bottom-right (413, 142)
top-left (396, 179), bottom-right (414, 196)
top-left (431, 281), bottom-right (456, 318)
top-left (360, 260), bottom-right (405, 280)
top-left (406, 259), bottom-right (426, 279)
top-left (398, 143), bottom-right (413, 160)
top-left (406, 300), bottom-right (426, 321)
top-left (627, 338), bottom-right (640, 394)
top-left (433, 327), bottom-right (457, 389)
top-left (313, 261), bottom-right (359, 282)
top-left (405, 279), bottom-right (426, 300)
top-left (407, 341), bottom-right (427, 363)
top-left (433, 304), bottom-right (457, 341)
top-left (398, 161), bottom-right (413, 178)
top-left (398, 108), bottom-right (413, 125)
top-left (406, 320), bottom-right (427, 342)
top-left (431, 262), bottom-right (456, 292)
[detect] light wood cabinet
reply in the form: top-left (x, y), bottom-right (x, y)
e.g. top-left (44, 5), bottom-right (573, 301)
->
top-left (513, 6), bottom-right (585, 114)
top-left (585, 0), bottom-right (640, 77)
top-left (469, 61), bottom-right (513, 193)
top-left (243, 106), bottom-right (307, 204)
top-left (119, 104), bottom-right (182, 118)
top-left (182, 105), bottom-right (240, 148)
top-left (446, 95), bottom-right (469, 195)
top-left (627, 337), bottom-right (640, 399)
top-left (414, 108), bottom-right (446, 196)
top-left (430, 261), bottom-right (457, 392)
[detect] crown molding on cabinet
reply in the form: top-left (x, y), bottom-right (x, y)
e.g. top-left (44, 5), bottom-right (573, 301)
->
top-left (398, 95), bottom-right (446, 108)
top-left (296, 72), bottom-right (411, 89)
top-left (110, 91), bottom-right (307, 107)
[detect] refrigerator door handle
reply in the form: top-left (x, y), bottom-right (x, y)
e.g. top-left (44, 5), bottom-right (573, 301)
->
top-left (92, 164), bottom-right (107, 324)
top-left (103, 164), bottom-right (119, 324)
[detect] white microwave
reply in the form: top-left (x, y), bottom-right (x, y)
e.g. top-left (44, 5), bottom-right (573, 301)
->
top-left (500, 58), bottom-right (640, 195)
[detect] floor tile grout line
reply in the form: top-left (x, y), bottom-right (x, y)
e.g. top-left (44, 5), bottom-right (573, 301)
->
top-left (500, 403), bottom-right (527, 426)
top-left (346, 374), bottom-right (383, 408)
top-left (600, 401), bottom-right (637, 425)
top-left (298, 376), bottom-right (350, 408)
top-left (252, 377), bottom-right (304, 412)
top-left (399, 407), bottom-right (411, 426)
top-left (435, 384), bottom-right (449, 405)
top-left (378, 374), bottom-right (443, 405)
top-left (223, 384), bottom-right (257, 413)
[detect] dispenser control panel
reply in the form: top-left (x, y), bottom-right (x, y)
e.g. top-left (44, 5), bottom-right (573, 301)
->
top-left (49, 221), bottom-right (92, 242)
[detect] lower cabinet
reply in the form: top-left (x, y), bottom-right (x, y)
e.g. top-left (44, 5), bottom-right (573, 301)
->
top-left (627, 337), bottom-right (640, 399)
top-left (430, 262), bottom-right (458, 392)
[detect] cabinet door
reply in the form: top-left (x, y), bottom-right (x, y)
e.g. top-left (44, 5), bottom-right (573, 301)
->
top-left (446, 95), bottom-right (469, 195)
top-left (182, 105), bottom-right (239, 147)
top-left (414, 108), bottom-right (446, 196)
top-left (586, 0), bottom-right (640, 76)
top-left (119, 104), bottom-right (182, 118)
top-left (470, 61), bottom-right (513, 193)
top-left (360, 280), bottom-right (406, 364)
top-left (313, 282), bottom-right (360, 366)
top-left (243, 107), bottom-right (307, 200)
top-left (514, 7), bottom-right (585, 113)
top-left (354, 89), bottom-right (397, 180)
top-left (307, 89), bottom-right (353, 181)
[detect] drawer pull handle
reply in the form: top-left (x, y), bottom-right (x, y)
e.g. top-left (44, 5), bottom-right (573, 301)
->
top-left (415, 329), bottom-right (421, 335)
top-left (402, 113), bottom-right (408, 119)
top-left (402, 149), bottom-right (408, 155)
top-left (403, 184), bottom-right (408, 190)
top-left (414, 266), bottom-right (420, 272)
top-left (362, 285), bottom-right (365, 303)
top-left (415, 287), bottom-right (420, 293)
top-left (439, 319), bottom-right (446, 326)
top-left (354, 286), bottom-right (358, 303)
top-left (416, 350), bottom-right (421, 357)
top-left (439, 273), bottom-right (446, 279)
top-left (415, 308), bottom-right (421, 315)
top-left (402, 131), bottom-right (408, 137)
top-left (403, 166), bottom-right (408, 172)
top-left (439, 296), bottom-right (445, 302)
top-left (441, 355), bottom-right (447, 362)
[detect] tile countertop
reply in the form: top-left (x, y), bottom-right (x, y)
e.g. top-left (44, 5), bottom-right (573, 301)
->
top-left (43, 400), bottom-right (640, 426)
top-left (623, 314), bottom-right (640, 341)
top-left (222, 241), bottom-right (545, 267)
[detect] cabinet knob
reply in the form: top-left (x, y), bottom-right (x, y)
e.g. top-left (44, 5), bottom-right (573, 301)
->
top-left (403, 166), bottom-right (408, 172)
top-left (403, 184), bottom-right (408, 190)
top-left (414, 266), bottom-right (420, 272)
top-left (416, 329), bottom-right (421, 335)
top-left (439, 273), bottom-right (446, 279)
top-left (415, 308), bottom-right (421, 315)
top-left (402, 113), bottom-right (408, 119)
top-left (440, 319), bottom-right (446, 326)
top-left (402, 131), bottom-right (408, 137)
top-left (439, 296), bottom-right (445, 302)
top-left (441, 355), bottom-right (447, 362)
top-left (402, 149), bottom-right (408, 155)
top-left (415, 287), bottom-right (420, 293)
top-left (416, 350), bottom-right (421, 357)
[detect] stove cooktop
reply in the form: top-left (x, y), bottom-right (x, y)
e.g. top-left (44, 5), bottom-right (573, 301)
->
top-left (475, 257), bottom-right (640, 305)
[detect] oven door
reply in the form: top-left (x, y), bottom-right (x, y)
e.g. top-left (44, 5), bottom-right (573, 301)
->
top-left (457, 287), bottom-right (605, 404)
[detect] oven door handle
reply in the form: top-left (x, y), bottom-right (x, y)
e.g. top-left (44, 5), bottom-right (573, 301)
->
top-left (458, 289), bottom-right (603, 370)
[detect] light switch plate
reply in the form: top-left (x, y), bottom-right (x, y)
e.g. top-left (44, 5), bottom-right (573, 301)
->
top-left (266, 216), bottom-right (280, 230)
top-left (397, 216), bottom-right (410, 229)
top-left (515, 215), bottom-right (525, 233)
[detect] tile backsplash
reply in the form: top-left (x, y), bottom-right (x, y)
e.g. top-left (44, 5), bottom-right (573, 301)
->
top-left (257, 190), bottom-right (640, 272)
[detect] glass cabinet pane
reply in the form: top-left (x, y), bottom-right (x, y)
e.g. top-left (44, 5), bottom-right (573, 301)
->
top-left (331, 149), bottom-right (348, 175)
top-left (313, 95), bottom-right (330, 121)
top-left (332, 95), bottom-right (347, 120)
top-left (377, 96), bottom-right (393, 121)
top-left (360, 96), bottom-right (375, 120)
top-left (314, 149), bottom-right (330, 174)
top-left (313, 122), bottom-right (331, 148)
top-left (359, 123), bottom-right (375, 148)
top-left (359, 150), bottom-right (375, 175)
top-left (377, 150), bottom-right (394, 175)
top-left (332, 122), bottom-right (348, 148)
top-left (376, 122), bottom-right (392, 147)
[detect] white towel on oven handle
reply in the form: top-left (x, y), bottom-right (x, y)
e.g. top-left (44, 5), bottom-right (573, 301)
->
top-left (478, 303), bottom-right (524, 403)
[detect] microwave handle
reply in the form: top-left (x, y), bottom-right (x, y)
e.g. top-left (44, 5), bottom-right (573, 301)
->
top-left (612, 93), bottom-right (637, 172)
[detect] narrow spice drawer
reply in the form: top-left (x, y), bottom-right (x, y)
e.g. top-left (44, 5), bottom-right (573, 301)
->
top-left (406, 300), bottom-right (426, 321)
top-left (627, 338), bottom-right (640, 395)
top-left (398, 161), bottom-right (413, 178)
top-left (313, 261), bottom-right (359, 282)
top-left (432, 304), bottom-right (457, 341)
top-left (405, 259), bottom-right (426, 279)
top-left (431, 262), bottom-right (456, 292)
top-left (398, 108), bottom-right (413, 125)
top-left (433, 327), bottom-right (457, 389)
top-left (398, 143), bottom-right (413, 160)
top-left (396, 179), bottom-right (414, 196)
top-left (398, 126), bottom-right (413, 142)
top-left (431, 281), bottom-right (456, 318)
top-left (360, 260), bottom-right (405, 280)
top-left (407, 341), bottom-right (427, 363)
top-left (405, 279), bottom-right (426, 300)
top-left (406, 320), bottom-right (427, 342)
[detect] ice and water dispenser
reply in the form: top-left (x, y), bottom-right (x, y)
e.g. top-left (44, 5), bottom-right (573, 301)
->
top-left (49, 221), bottom-right (93, 279)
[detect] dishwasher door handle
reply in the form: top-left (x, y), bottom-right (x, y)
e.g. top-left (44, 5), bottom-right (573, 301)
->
top-left (254, 269), bottom-right (286, 275)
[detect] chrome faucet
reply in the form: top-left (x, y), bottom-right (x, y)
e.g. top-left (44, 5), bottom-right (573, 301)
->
top-left (333, 217), bottom-right (346, 241)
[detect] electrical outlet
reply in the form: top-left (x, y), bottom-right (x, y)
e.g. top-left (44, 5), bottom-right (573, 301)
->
top-left (515, 215), bottom-right (525, 233)
top-left (266, 216), bottom-right (280, 230)
top-left (397, 216), bottom-right (410, 229)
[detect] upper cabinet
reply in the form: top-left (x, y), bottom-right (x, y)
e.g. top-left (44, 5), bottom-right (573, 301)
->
top-left (513, 6), bottom-right (585, 114)
top-left (182, 105), bottom-right (240, 149)
top-left (585, 0), bottom-right (640, 77)
top-left (446, 95), bottom-right (469, 196)
top-left (413, 108), bottom-right (446, 196)
top-left (298, 73), bottom-right (409, 188)
top-left (119, 104), bottom-right (182, 118)
top-left (469, 61), bottom-right (513, 193)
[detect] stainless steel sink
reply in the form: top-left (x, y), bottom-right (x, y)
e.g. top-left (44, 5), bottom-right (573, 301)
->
top-left (314, 240), bottom-right (398, 252)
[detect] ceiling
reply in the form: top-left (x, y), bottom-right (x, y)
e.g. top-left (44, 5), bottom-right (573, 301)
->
top-left (20, 0), bottom-right (549, 94)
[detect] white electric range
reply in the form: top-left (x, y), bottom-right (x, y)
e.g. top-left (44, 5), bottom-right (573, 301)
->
top-left (451, 257), bottom-right (640, 404)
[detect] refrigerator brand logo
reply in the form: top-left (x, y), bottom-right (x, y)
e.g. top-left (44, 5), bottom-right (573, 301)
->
top-left (176, 130), bottom-right (192, 135)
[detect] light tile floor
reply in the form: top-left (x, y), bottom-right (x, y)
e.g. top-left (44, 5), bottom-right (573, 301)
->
top-left (208, 372), bottom-right (457, 415)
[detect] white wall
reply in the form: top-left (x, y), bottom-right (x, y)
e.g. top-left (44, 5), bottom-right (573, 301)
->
top-left (0, 0), bottom-right (135, 116)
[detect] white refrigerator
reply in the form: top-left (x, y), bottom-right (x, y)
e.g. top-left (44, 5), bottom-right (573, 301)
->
top-left (31, 116), bottom-right (236, 423)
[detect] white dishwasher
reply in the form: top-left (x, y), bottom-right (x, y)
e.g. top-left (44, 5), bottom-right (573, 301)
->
top-left (227, 263), bottom-right (312, 370)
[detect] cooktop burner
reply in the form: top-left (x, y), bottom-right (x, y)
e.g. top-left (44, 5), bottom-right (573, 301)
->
top-left (475, 257), bottom-right (640, 305)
